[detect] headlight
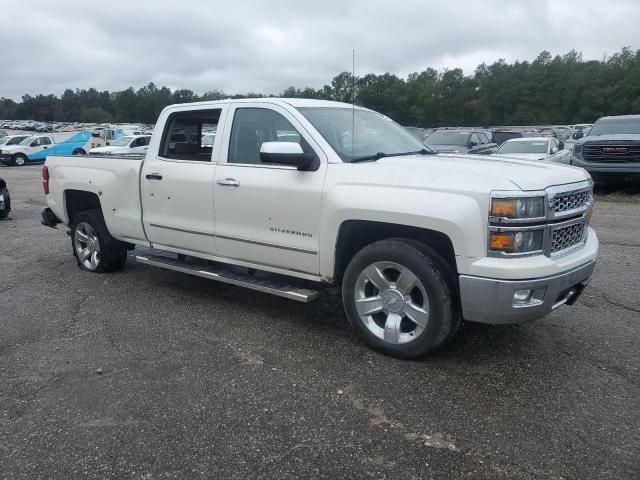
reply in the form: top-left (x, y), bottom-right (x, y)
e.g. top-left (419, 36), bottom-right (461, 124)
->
top-left (490, 196), bottom-right (545, 220)
top-left (489, 229), bottom-right (544, 255)
top-left (572, 144), bottom-right (582, 158)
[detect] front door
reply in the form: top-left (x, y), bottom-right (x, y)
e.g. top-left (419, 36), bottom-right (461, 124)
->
top-left (141, 107), bottom-right (226, 255)
top-left (213, 104), bottom-right (327, 275)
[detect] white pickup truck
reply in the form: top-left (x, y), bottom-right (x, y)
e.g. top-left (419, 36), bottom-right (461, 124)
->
top-left (41, 99), bottom-right (598, 358)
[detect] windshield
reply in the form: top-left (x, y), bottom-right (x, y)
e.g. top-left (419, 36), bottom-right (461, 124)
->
top-left (112, 136), bottom-right (133, 146)
top-left (297, 107), bottom-right (431, 162)
top-left (424, 132), bottom-right (469, 146)
top-left (19, 136), bottom-right (35, 146)
top-left (497, 140), bottom-right (549, 154)
top-left (589, 118), bottom-right (640, 136)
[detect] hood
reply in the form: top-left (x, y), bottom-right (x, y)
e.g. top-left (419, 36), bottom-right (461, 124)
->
top-left (373, 153), bottom-right (589, 191)
top-left (491, 153), bottom-right (548, 162)
top-left (577, 134), bottom-right (640, 144)
top-left (0, 145), bottom-right (25, 153)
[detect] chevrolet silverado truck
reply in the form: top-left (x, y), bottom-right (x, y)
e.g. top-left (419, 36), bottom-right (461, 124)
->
top-left (571, 115), bottom-right (640, 177)
top-left (40, 99), bottom-right (598, 358)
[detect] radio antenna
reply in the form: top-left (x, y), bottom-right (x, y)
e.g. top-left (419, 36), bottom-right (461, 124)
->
top-left (352, 48), bottom-right (355, 158)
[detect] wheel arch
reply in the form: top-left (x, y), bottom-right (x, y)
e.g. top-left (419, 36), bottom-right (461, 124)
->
top-left (64, 189), bottom-right (102, 225)
top-left (334, 220), bottom-right (458, 284)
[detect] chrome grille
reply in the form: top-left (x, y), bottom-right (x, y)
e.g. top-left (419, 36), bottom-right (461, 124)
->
top-left (550, 190), bottom-right (591, 214)
top-left (551, 222), bottom-right (586, 253)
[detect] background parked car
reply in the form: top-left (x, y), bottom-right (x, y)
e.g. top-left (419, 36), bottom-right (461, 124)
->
top-left (572, 124), bottom-right (593, 139)
top-left (492, 137), bottom-right (570, 164)
top-left (424, 129), bottom-right (498, 154)
top-left (89, 134), bottom-right (151, 155)
top-left (0, 177), bottom-right (10, 219)
top-left (0, 131), bottom-right (94, 166)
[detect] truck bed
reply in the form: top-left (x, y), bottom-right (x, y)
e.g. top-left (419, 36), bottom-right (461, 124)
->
top-left (45, 154), bottom-right (148, 245)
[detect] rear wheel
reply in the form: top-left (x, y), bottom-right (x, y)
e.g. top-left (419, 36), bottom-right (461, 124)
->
top-left (12, 154), bottom-right (27, 166)
top-left (72, 148), bottom-right (85, 155)
top-left (71, 209), bottom-right (127, 273)
top-left (342, 239), bottom-right (459, 358)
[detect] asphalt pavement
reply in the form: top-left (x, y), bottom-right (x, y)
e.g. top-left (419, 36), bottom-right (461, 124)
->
top-left (1, 165), bottom-right (639, 479)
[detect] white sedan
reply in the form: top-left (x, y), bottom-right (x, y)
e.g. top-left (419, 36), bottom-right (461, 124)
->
top-left (492, 137), bottom-right (570, 164)
top-left (89, 135), bottom-right (151, 155)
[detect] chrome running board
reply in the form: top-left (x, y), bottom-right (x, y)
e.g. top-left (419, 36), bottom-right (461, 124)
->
top-left (134, 251), bottom-right (322, 303)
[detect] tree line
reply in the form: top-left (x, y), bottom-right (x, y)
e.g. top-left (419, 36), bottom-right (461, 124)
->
top-left (1, 48), bottom-right (639, 127)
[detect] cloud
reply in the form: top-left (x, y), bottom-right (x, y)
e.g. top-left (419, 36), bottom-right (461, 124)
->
top-left (0, 0), bottom-right (638, 99)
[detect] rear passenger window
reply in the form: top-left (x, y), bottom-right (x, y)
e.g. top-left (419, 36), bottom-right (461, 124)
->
top-left (160, 109), bottom-right (221, 161)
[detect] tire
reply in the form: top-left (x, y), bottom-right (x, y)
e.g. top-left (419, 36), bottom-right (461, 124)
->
top-left (342, 238), bottom-right (460, 358)
top-left (72, 148), bottom-right (85, 155)
top-left (0, 186), bottom-right (10, 218)
top-left (12, 154), bottom-right (27, 166)
top-left (71, 209), bottom-right (127, 273)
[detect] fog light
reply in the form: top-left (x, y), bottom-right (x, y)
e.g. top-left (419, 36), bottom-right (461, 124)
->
top-left (514, 289), bottom-right (533, 303)
top-left (512, 287), bottom-right (547, 307)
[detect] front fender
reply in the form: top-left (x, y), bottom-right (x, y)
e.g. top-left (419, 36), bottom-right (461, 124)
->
top-left (319, 184), bottom-right (487, 279)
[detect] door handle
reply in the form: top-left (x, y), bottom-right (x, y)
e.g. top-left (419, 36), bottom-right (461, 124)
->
top-left (216, 178), bottom-right (240, 187)
top-left (145, 173), bottom-right (163, 180)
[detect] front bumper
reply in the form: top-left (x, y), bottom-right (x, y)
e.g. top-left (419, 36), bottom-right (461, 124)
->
top-left (571, 155), bottom-right (640, 173)
top-left (459, 260), bottom-right (596, 324)
top-left (0, 154), bottom-right (14, 164)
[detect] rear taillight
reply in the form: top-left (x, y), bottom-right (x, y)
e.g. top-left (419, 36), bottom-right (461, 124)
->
top-left (42, 166), bottom-right (49, 194)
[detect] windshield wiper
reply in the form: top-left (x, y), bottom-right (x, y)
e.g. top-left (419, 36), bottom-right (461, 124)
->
top-left (350, 148), bottom-right (434, 163)
top-left (350, 152), bottom-right (388, 163)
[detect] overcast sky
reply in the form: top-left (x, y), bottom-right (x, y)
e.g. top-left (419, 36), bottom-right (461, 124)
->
top-left (1, 0), bottom-right (639, 100)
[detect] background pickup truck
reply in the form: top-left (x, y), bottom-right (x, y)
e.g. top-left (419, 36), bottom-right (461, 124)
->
top-left (571, 114), bottom-right (640, 177)
top-left (0, 132), bottom-right (95, 166)
top-left (41, 98), bottom-right (598, 358)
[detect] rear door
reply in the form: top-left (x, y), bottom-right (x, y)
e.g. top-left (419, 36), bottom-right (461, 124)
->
top-left (212, 103), bottom-right (327, 275)
top-left (140, 106), bottom-right (228, 255)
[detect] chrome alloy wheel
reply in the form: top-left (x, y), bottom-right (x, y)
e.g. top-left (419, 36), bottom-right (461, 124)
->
top-left (354, 261), bottom-right (430, 344)
top-left (74, 221), bottom-right (101, 270)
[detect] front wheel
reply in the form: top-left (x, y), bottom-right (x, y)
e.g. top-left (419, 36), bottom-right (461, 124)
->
top-left (71, 209), bottom-right (127, 273)
top-left (12, 154), bottom-right (27, 166)
top-left (342, 239), bottom-right (459, 358)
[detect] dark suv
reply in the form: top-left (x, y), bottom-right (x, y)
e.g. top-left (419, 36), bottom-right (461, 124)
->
top-left (571, 115), bottom-right (640, 177)
top-left (424, 130), bottom-right (497, 155)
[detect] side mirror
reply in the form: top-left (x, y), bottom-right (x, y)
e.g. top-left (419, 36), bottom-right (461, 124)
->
top-left (469, 141), bottom-right (478, 148)
top-left (30, 141), bottom-right (38, 147)
top-left (260, 142), bottom-right (318, 171)
top-left (558, 141), bottom-right (564, 150)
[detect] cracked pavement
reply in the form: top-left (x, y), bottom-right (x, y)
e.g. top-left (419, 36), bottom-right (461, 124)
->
top-left (0, 165), bottom-right (639, 479)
